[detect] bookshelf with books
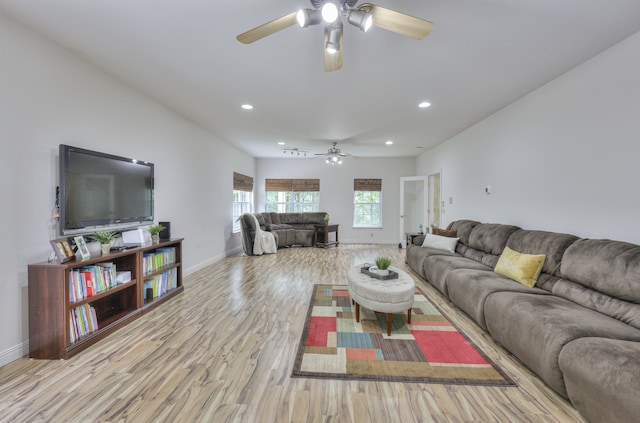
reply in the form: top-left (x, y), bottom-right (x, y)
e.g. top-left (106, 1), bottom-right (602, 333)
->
top-left (140, 243), bottom-right (183, 311)
top-left (28, 238), bottom-right (183, 359)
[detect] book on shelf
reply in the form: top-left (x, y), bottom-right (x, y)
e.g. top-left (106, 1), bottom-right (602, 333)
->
top-left (143, 247), bottom-right (176, 275)
top-left (96, 262), bottom-right (117, 289)
top-left (69, 263), bottom-right (124, 303)
top-left (81, 270), bottom-right (94, 297)
top-left (69, 303), bottom-right (99, 343)
top-left (143, 268), bottom-right (178, 300)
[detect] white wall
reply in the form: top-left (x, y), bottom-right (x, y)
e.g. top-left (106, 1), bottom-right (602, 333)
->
top-left (256, 157), bottom-right (416, 244)
top-left (0, 13), bottom-right (253, 366)
top-left (417, 31), bottom-right (640, 245)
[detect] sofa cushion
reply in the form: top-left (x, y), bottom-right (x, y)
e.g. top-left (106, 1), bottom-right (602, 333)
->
top-left (279, 213), bottom-right (304, 224)
top-left (494, 246), bottom-right (546, 288)
top-left (260, 212), bottom-right (272, 225)
top-left (255, 214), bottom-right (266, 229)
top-left (412, 234), bottom-right (426, 245)
top-left (294, 229), bottom-right (314, 246)
top-left (506, 230), bottom-right (578, 276)
top-left (559, 338), bottom-right (640, 423)
top-left (552, 278), bottom-right (640, 330)
top-left (265, 223), bottom-right (293, 231)
top-left (459, 246), bottom-right (500, 268)
top-left (269, 212), bottom-right (281, 224)
top-left (560, 239), bottom-right (640, 303)
top-left (446, 269), bottom-right (549, 329)
top-left (421, 233), bottom-right (459, 253)
top-left (302, 212), bottom-right (327, 224)
top-left (406, 244), bottom-right (456, 281)
top-left (447, 220), bottom-right (480, 246)
top-left (468, 223), bottom-right (521, 255)
top-left (484, 292), bottom-right (640, 397)
top-left (423, 255), bottom-right (491, 296)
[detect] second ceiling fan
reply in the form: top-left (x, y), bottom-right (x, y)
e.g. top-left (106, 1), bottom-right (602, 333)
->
top-left (236, 1), bottom-right (434, 72)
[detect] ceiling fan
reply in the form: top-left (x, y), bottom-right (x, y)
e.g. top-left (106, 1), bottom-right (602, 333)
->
top-left (236, 1), bottom-right (434, 72)
top-left (314, 142), bottom-right (355, 165)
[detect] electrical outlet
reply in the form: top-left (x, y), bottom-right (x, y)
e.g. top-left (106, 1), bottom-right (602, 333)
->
top-left (449, 197), bottom-right (453, 205)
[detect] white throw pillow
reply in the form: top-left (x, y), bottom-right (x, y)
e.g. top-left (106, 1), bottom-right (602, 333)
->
top-left (421, 234), bottom-right (459, 253)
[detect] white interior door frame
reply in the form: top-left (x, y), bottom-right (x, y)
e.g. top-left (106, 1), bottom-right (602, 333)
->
top-left (399, 176), bottom-right (428, 247)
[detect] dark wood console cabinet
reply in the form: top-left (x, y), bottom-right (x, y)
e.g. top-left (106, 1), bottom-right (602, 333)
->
top-left (28, 238), bottom-right (184, 359)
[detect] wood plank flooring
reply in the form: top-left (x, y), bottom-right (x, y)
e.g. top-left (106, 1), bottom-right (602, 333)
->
top-left (0, 244), bottom-right (586, 422)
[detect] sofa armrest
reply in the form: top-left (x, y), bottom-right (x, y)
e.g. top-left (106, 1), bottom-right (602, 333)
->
top-left (413, 235), bottom-right (426, 245)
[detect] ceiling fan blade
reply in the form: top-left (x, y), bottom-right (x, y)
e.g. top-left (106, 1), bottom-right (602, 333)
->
top-left (324, 31), bottom-right (343, 72)
top-left (363, 4), bottom-right (434, 40)
top-left (236, 12), bottom-right (298, 44)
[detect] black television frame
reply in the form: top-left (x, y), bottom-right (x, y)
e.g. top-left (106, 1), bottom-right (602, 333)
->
top-left (59, 144), bottom-right (154, 236)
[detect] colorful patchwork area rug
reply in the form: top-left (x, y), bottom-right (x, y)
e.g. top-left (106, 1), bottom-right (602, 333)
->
top-left (292, 284), bottom-right (516, 386)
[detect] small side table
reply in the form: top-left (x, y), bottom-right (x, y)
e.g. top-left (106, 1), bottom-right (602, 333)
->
top-left (314, 224), bottom-right (339, 248)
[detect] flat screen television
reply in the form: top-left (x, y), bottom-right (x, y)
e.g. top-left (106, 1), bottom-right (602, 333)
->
top-left (59, 144), bottom-right (154, 235)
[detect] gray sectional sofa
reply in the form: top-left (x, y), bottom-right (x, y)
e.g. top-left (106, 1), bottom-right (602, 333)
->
top-left (239, 212), bottom-right (328, 256)
top-left (406, 219), bottom-right (640, 423)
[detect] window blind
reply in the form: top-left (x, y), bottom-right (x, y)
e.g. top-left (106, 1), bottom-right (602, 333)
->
top-left (233, 172), bottom-right (254, 192)
top-left (354, 178), bottom-right (382, 191)
top-left (266, 178), bottom-right (320, 192)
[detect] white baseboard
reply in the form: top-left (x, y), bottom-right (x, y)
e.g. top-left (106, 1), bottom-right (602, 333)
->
top-left (0, 341), bottom-right (29, 368)
top-left (338, 239), bottom-right (400, 245)
top-left (184, 254), bottom-right (224, 276)
top-left (225, 245), bottom-right (244, 257)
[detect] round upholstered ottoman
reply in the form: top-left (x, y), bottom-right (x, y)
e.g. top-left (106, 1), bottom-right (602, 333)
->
top-left (347, 265), bottom-right (415, 336)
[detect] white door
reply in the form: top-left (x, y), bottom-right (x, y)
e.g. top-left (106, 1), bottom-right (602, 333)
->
top-left (399, 176), bottom-right (428, 247)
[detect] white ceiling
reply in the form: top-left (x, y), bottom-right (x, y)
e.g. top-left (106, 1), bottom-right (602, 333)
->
top-left (2, 1), bottom-right (640, 159)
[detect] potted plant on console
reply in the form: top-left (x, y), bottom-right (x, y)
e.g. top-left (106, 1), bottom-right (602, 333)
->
top-left (148, 224), bottom-right (165, 244)
top-left (94, 230), bottom-right (117, 256)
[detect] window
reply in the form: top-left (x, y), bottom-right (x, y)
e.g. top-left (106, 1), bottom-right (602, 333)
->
top-left (265, 179), bottom-right (320, 213)
top-left (232, 172), bottom-right (253, 232)
top-left (353, 178), bottom-right (382, 228)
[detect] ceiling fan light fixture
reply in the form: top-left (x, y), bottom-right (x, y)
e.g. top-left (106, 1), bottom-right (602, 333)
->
top-left (347, 10), bottom-right (373, 32)
top-left (297, 9), bottom-right (322, 28)
top-left (321, 2), bottom-right (339, 23)
top-left (325, 22), bottom-right (342, 54)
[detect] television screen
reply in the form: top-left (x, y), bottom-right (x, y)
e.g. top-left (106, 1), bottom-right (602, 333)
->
top-left (59, 144), bottom-right (154, 235)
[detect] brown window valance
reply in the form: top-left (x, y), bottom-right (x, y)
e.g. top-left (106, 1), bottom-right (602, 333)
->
top-left (354, 178), bottom-right (382, 191)
top-left (233, 172), bottom-right (254, 192)
top-left (266, 178), bottom-right (320, 192)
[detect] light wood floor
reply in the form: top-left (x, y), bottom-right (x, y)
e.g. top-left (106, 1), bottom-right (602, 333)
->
top-left (0, 244), bottom-right (586, 422)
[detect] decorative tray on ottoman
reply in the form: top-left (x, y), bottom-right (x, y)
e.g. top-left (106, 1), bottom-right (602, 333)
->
top-left (360, 267), bottom-right (399, 280)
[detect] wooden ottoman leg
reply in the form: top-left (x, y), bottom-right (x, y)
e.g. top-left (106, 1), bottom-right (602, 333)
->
top-left (407, 308), bottom-right (412, 324)
top-left (355, 302), bottom-right (360, 322)
top-left (387, 313), bottom-right (392, 336)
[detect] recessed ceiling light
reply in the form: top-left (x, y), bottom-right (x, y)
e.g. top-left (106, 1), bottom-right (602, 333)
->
top-left (418, 101), bottom-right (431, 108)
top-left (385, 140), bottom-right (394, 145)
top-left (277, 141), bottom-right (285, 145)
top-left (241, 104), bottom-right (253, 110)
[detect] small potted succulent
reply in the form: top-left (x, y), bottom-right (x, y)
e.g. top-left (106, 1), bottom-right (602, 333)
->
top-left (148, 224), bottom-right (165, 244)
top-left (94, 230), bottom-right (117, 255)
top-left (374, 256), bottom-right (392, 277)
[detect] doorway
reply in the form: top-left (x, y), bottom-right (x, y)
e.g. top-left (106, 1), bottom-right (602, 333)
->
top-left (399, 176), bottom-right (428, 247)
